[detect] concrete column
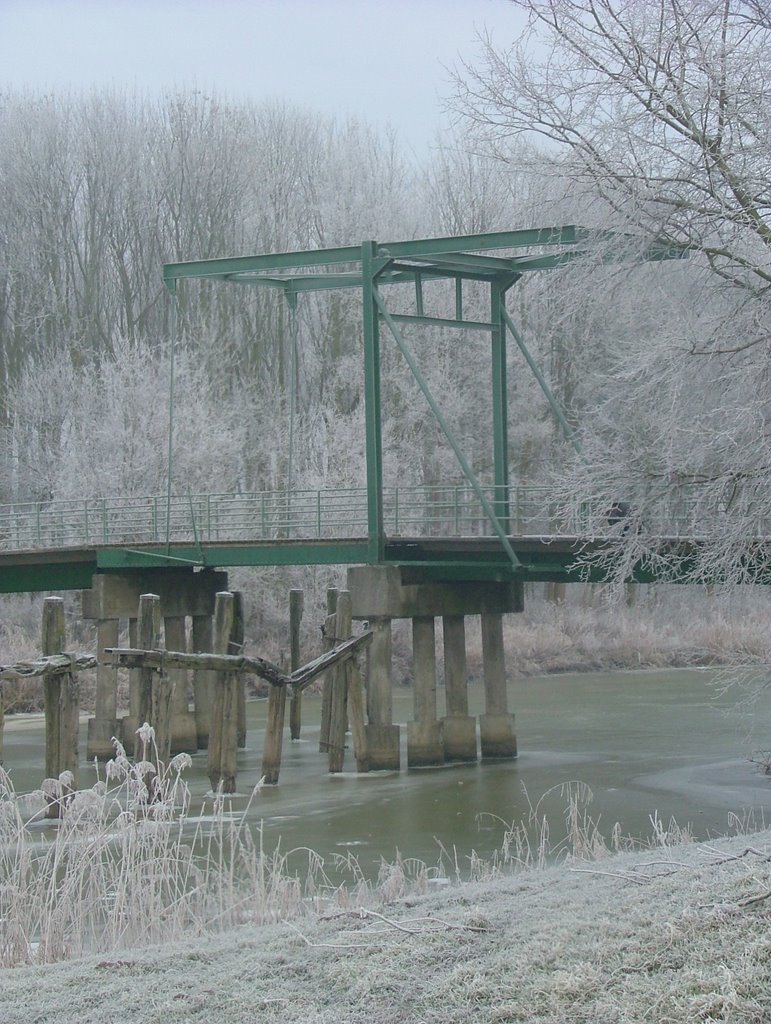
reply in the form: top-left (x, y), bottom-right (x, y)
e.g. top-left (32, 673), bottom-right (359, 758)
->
top-left (407, 616), bottom-right (443, 767)
top-left (164, 616), bottom-right (198, 754)
top-left (479, 613), bottom-right (517, 759)
top-left (87, 618), bottom-right (121, 760)
top-left (191, 613), bottom-right (213, 748)
top-left (441, 615), bottom-right (477, 762)
top-left (365, 617), bottom-right (400, 770)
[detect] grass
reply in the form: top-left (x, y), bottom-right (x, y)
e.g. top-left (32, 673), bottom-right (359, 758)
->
top-left (0, 733), bottom-right (749, 973)
top-left (1, 739), bottom-right (771, 1021)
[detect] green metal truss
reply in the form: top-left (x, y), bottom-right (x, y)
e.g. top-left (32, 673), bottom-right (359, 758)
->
top-left (162, 226), bottom-right (685, 582)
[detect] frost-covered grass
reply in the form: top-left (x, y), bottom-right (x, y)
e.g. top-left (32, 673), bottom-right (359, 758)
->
top-left (1, 825), bottom-right (770, 1023)
top-left (0, 734), bottom-right (317, 968)
top-left (2, 733), bottom-right (771, 1020)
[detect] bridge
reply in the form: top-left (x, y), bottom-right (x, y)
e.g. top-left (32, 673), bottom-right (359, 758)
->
top-left (0, 482), bottom-right (728, 593)
top-left (0, 225), bottom-right (693, 594)
top-left (0, 226), bottom-right (714, 770)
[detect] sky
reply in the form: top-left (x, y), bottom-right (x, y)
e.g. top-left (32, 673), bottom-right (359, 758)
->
top-left (0, 0), bottom-right (528, 159)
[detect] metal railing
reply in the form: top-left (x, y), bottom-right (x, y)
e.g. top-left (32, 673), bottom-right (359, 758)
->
top-left (0, 484), bottom-right (761, 554)
top-left (0, 485), bottom-right (564, 552)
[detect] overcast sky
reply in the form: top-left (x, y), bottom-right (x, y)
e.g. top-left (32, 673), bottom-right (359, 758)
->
top-left (0, 0), bottom-right (527, 159)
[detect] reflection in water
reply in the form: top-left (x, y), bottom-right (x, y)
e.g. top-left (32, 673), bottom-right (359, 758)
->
top-left (3, 668), bottom-right (771, 875)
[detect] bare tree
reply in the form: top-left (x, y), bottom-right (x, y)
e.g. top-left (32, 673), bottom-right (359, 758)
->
top-left (454, 1), bottom-right (771, 342)
top-left (449, 1), bottom-right (771, 584)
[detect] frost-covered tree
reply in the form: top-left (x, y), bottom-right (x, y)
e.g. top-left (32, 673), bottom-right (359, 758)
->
top-left (452, 0), bottom-right (771, 583)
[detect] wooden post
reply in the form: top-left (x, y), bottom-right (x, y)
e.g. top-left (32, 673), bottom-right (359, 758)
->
top-left (120, 616), bottom-right (141, 749)
top-left (347, 657), bottom-right (369, 773)
top-left (42, 597), bottom-right (79, 817)
top-left (151, 666), bottom-right (173, 767)
top-left (328, 591), bottom-right (352, 773)
top-left (208, 592), bottom-right (238, 793)
top-left (135, 594), bottom-right (161, 759)
top-left (164, 615), bottom-right (197, 754)
top-left (233, 592), bottom-right (247, 749)
top-left (192, 613), bottom-right (213, 748)
top-left (261, 684), bottom-right (286, 785)
top-left (288, 589), bottom-right (304, 739)
top-left (319, 587), bottom-right (338, 752)
top-left (86, 617), bottom-right (120, 760)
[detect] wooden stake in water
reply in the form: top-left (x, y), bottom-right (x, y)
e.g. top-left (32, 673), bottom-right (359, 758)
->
top-left (261, 682), bottom-right (286, 785)
top-left (289, 588), bottom-right (304, 739)
top-left (208, 592), bottom-right (238, 793)
top-left (42, 597), bottom-right (79, 817)
top-left (135, 594), bottom-right (161, 759)
top-left (328, 591), bottom-right (352, 773)
top-left (319, 588), bottom-right (338, 753)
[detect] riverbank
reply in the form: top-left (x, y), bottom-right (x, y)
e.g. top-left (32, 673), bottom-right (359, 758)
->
top-left (2, 828), bottom-right (770, 1023)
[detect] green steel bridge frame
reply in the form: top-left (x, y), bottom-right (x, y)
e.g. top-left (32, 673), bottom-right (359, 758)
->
top-left (0, 227), bottom-right (687, 593)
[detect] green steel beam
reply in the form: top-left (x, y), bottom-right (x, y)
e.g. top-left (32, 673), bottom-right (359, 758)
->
top-left (388, 263), bottom-right (507, 285)
top-left (0, 561), bottom-right (96, 594)
top-left (399, 252), bottom-right (524, 274)
top-left (164, 227), bottom-right (685, 292)
top-left (376, 226), bottom-right (584, 260)
top-left (362, 241), bottom-right (385, 564)
top-left (96, 540), bottom-right (371, 569)
top-left (382, 313), bottom-right (495, 332)
top-left (163, 226), bottom-right (587, 291)
top-left (490, 280), bottom-right (510, 530)
top-left (163, 244), bottom-right (363, 290)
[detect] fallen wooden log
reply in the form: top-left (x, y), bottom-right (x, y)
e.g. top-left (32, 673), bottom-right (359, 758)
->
top-left (106, 630), bottom-right (372, 690)
top-left (0, 653), bottom-right (97, 681)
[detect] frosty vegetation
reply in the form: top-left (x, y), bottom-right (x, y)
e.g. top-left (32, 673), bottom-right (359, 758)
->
top-left (1, 2), bottom-right (771, 1004)
top-left (0, 2), bottom-right (769, 609)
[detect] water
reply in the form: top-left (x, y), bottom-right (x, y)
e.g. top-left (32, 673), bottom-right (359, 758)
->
top-left (4, 667), bottom-right (771, 876)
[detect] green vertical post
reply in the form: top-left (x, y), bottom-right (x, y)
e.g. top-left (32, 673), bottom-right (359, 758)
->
top-left (490, 279), bottom-right (510, 532)
top-left (362, 240), bottom-right (384, 563)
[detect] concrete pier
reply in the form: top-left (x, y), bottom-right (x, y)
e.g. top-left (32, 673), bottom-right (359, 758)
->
top-left (441, 615), bottom-right (477, 762)
top-left (348, 565), bottom-right (523, 771)
top-left (407, 616), bottom-right (443, 767)
top-left (479, 612), bottom-right (517, 759)
top-left (365, 618), bottom-right (400, 770)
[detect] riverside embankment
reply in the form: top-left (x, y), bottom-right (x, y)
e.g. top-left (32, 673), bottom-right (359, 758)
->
top-left (1, 828), bottom-right (770, 1023)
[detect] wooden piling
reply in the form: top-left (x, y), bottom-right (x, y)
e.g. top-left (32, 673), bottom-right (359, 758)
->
top-left (347, 656), bottom-right (369, 773)
top-left (191, 613), bottom-right (213, 748)
top-left (208, 592), bottom-right (238, 793)
top-left (288, 589), bottom-right (304, 739)
top-left (328, 591), bottom-right (352, 773)
top-left (135, 594), bottom-right (161, 759)
top-left (319, 587), bottom-right (338, 752)
top-left (233, 592), bottom-right (247, 749)
top-left (42, 597), bottom-right (79, 817)
top-left (261, 683), bottom-right (286, 785)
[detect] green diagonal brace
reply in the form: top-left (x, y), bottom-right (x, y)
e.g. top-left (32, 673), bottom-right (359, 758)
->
top-left (501, 308), bottom-right (585, 459)
top-left (374, 291), bottom-right (522, 571)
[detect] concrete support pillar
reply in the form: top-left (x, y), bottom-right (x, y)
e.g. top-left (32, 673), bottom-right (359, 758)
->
top-left (479, 613), bottom-right (517, 759)
top-left (441, 615), bottom-right (477, 762)
top-left (164, 616), bottom-right (198, 754)
top-left (407, 616), bottom-right (443, 767)
top-left (87, 618), bottom-right (120, 760)
top-left (365, 617), bottom-right (400, 770)
top-left (191, 614), bottom-right (213, 748)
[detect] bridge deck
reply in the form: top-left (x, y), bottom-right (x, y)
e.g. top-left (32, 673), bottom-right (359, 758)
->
top-left (0, 484), bottom-right (745, 592)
